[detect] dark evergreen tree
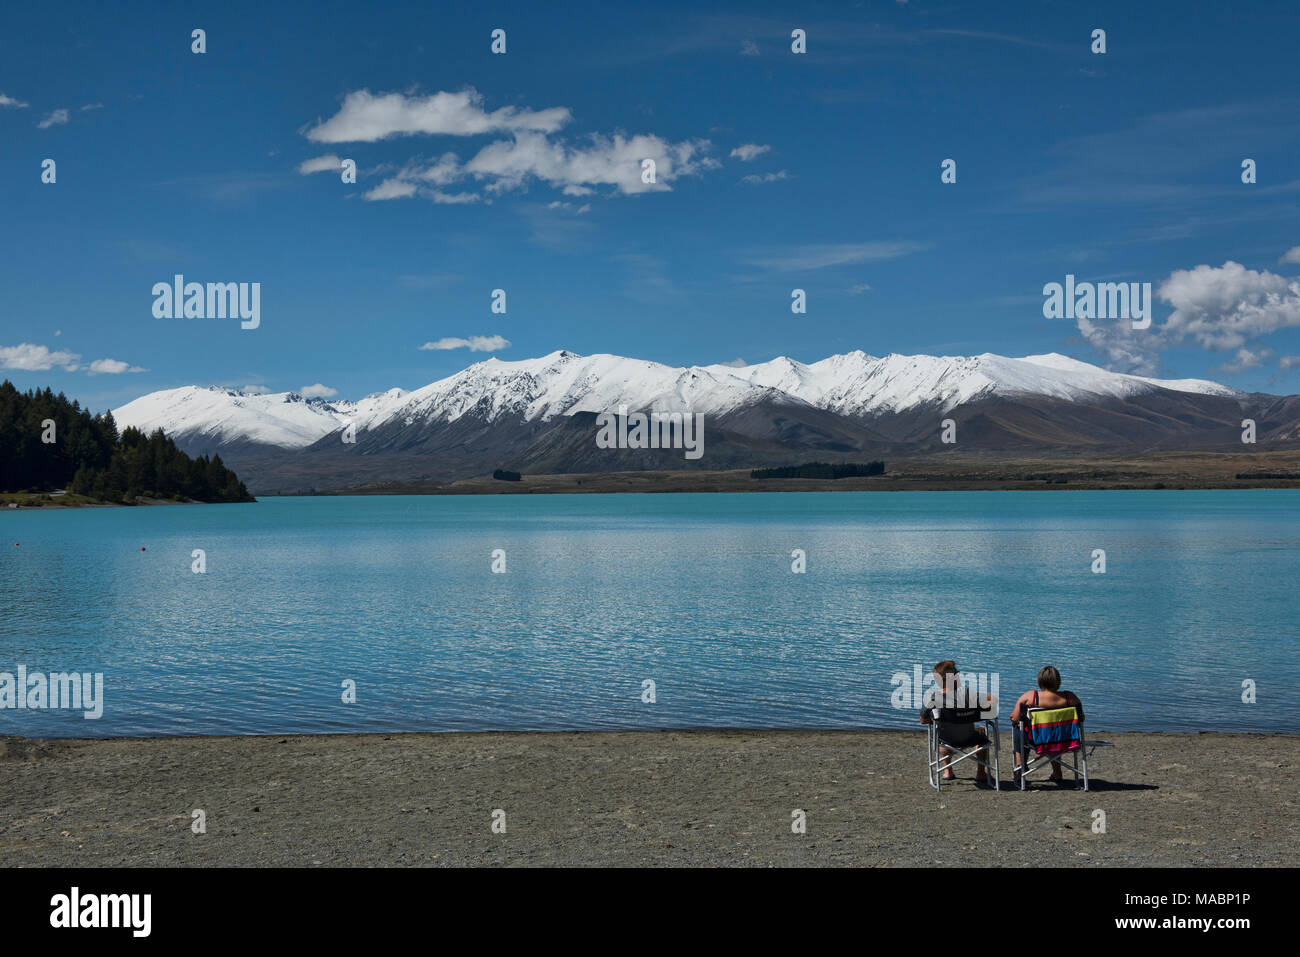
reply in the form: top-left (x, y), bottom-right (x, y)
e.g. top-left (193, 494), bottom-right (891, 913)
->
top-left (751, 461), bottom-right (886, 480)
top-left (0, 380), bottom-right (254, 504)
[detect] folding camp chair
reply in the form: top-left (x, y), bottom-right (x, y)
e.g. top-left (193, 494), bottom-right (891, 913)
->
top-left (1016, 705), bottom-right (1089, 790)
top-left (926, 705), bottom-right (1000, 791)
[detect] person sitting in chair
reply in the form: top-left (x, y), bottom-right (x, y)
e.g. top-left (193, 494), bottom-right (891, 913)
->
top-left (919, 660), bottom-right (991, 786)
top-left (1009, 665), bottom-right (1085, 786)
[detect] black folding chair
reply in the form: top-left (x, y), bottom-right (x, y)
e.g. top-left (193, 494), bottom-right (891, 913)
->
top-left (926, 705), bottom-right (1000, 791)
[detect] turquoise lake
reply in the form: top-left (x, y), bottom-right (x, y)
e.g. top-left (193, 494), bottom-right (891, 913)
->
top-left (1, 490), bottom-right (1295, 736)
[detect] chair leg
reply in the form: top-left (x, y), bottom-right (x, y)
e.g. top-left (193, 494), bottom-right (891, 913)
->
top-left (929, 731), bottom-right (941, 791)
top-left (991, 723), bottom-right (1000, 791)
top-left (1082, 732), bottom-right (1090, 791)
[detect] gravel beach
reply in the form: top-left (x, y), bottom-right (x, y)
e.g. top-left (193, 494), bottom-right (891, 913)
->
top-left (1, 730), bottom-right (1293, 867)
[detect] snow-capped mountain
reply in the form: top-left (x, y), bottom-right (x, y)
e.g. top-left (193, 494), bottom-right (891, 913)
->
top-left (110, 349), bottom-right (1276, 493)
top-left (116, 349), bottom-right (1238, 449)
top-left (114, 386), bottom-right (353, 448)
top-left (706, 351), bottom-right (1238, 417)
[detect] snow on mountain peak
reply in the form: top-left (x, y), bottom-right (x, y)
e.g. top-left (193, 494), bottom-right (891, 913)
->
top-left (113, 385), bottom-right (351, 448)
top-left (113, 350), bottom-right (1243, 448)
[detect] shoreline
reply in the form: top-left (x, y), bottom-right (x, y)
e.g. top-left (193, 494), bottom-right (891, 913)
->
top-left (313, 480), bottom-right (1300, 496)
top-left (14, 452), bottom-right (1300, 500)
top-left (13, 482), bottom-right (1300, 505)
top-left (306, 454), bottom-right (1300, 497)
top-left (3, 729), bottom-right (1293, 866)
top-left (1, 494), bottom-right (246, 510)
top-left (4, 726), bottom-right (1296, 741)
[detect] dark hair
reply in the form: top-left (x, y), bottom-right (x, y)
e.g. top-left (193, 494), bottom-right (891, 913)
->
top-left (934, 660), bottom-right (958, 678)
top-left (1038, 666), bottom-right (1061, 691)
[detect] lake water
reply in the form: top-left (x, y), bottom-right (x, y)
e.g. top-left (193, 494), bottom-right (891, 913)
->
top-left (1, 491), bottom-right (1296, 737)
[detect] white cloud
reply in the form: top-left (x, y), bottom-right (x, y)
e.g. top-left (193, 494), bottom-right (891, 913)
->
top-left (719, 357), bottom-right (748, 367)
top-left (306, 88), bottom-right (571, 143)
top-left (741, 169), bottom-right (789, 185)
top-left (742, 241), bottom-right (927, 271)
top-left (730, 143), bottom-right (770, 162)
top-left (1074, 318), bottom-right (1161, 376)
top-left (411, 152), bottom-right (463, 185)
top-left (850, 283), bottom-right (872, 294)
top-left (307, 90), bottom-right (720, 202)
top-left (1215, 347), bottom-right (1274, 374)
top-left (356, 155), bottom-right (480, 203)
top-left (740, 39), bottom-right (759, 56)
top-left (1074, 260), bottom-right (1300, 375)
top-left (88, 358), bottom-right (146, 375)
top-left (298, 154), bottom-right (343, 174)
top-left (240, 384), bottom-right (271, 394)
top-left (364, 178), bottom-right (419, 201)
top-left (376, 131), bottom-right (719, 199)
top-left (38, 109), bottom-right (69, 129)
top-left (1158, 261), bottom-right (1300, 352)
top-left (364, 170), bottom-right (479, 203)
top-left (0, 343), bottom-right (80, 371)
top-left (299, 383), bottom-right (338, 399)
top-left (419, 335), bottom-right (510, 352)
top-left (1279, 246), bottom-right (1300, 265)
top-left (465, 130), bottom-right (718, 195)
top-left (80, 102), bottom-right (103, 112)
top-left (1279, 355), bottom-right (1300, 372)
top-left (0, 92), bottom-right (29, 108)
top-left (429, 190), bottom-right (480, 204)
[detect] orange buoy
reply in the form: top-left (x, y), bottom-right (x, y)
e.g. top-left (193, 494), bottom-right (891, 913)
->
top-left (140, 546), bottom-right (146, 551)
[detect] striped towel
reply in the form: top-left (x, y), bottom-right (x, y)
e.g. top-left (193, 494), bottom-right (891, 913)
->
top-left (1027, 707), bottom-right (1081, 755)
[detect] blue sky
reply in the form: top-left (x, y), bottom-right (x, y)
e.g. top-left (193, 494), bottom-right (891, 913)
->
top-left (3, 0), bottom-right (1300, 410)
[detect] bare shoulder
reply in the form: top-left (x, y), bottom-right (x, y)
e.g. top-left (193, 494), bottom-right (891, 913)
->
top-left (1009, 689), bottom-right (1032, 718)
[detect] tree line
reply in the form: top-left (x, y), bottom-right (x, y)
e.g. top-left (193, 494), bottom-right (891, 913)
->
top-left (751, 461), bottom-right (886, 480)
top-left (0, 380), bottom-right (253, 503)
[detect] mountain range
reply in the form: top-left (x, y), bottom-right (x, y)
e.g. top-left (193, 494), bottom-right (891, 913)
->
top-left (112, 350), bottom-right (1300, 494)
